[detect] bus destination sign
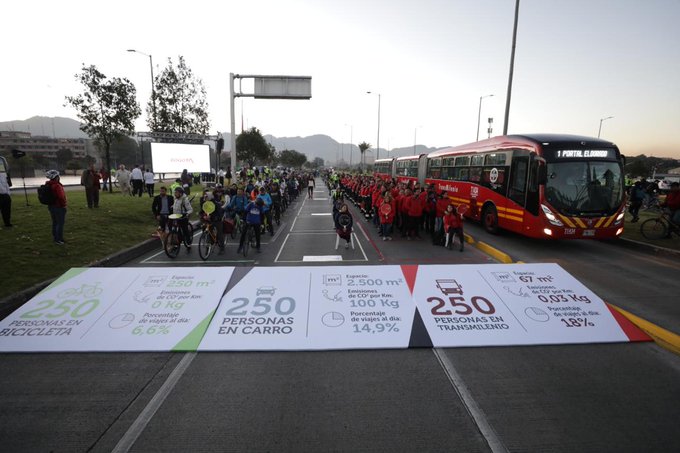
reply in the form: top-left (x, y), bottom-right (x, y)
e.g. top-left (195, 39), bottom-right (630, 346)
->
top-left (557, 149), bottom-right (612, 158)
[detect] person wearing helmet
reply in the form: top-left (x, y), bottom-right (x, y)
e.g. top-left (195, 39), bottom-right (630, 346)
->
top-left (238, 197), bottom-right (264, 254)
top-left (172, 186), bottom-right (193, 250)
top-left (45, 170), bottom-right (67, 245)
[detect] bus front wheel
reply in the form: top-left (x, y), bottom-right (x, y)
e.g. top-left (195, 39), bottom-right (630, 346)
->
top-left (482, 205), bottom-right (499, 234)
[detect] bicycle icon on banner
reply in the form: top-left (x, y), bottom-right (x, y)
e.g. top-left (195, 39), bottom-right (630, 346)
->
top-left (57, 282), bottom-right (103, 299)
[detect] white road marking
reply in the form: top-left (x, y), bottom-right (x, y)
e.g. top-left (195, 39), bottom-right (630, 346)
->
top-left (302, 255), bottom-right (343, 261)
top-left (311, 198), bottom-right (328, 200)
top-left (433, 349), bottom-right (508, 453)
top-left (112, 352), bottom-right (197, 453)
top-left (310, 213), bottom-right (332, 216)
top-left (274, 234), bottom-right (291, 263)
top-left (353, 233), bottom-right (369, 261)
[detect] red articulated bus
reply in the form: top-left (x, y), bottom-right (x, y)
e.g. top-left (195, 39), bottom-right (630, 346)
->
top-left (373, 158), bottom-right (394, 182)
top-left (424, 134), bottom-right (626, 239)
top-left (395, 155), bottom-right (427, 188)
top-left (371, 134), bottom-right (626, 239)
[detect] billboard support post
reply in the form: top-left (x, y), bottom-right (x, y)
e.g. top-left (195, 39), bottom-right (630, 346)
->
top-left (229, 74), bottom-right (311, 173)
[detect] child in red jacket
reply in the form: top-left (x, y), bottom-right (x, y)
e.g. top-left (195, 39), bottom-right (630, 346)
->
top-left (443, 204), bottom-right (464, 251)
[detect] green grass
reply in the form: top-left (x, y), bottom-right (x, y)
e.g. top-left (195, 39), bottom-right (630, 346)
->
top-left (621, 209), bottom-right (680, 250)
top-left (0, 185), bottom-right (203, 300)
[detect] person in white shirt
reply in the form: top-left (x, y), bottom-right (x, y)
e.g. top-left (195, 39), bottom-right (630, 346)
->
top-left (116, 165), bottom-right (131, 196)
top-left (144, 168), bottom-right (155, 197)
top-left (0, 171), bottom-right (12, 227)
top-left (130, 165), bottom-right (144, 197)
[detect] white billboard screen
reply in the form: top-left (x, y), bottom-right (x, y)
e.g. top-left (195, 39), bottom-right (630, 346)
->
top-left (150, 143), bottom-right (211, 173)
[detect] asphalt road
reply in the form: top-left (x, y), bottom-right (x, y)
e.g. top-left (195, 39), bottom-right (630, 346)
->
top-left (1, 181), bottom-right (679, 452)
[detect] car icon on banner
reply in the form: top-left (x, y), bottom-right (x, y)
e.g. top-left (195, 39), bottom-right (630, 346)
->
top-left (256, 286), bottom-right (277, 296)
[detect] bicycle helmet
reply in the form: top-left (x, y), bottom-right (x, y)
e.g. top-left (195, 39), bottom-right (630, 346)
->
top-left (45, 170), bottom-right (60, 180)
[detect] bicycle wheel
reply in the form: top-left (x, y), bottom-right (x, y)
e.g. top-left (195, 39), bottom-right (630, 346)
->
top-left (230, 218), bottom-right (239, 239)
top-left (640, 218), bottom-right (668, 240)
top-left (198, 229), bottom-right (215, 261)
top-left (242, 231), bottom-right (251, 257)
top-left (164, 232), bottom-right (181, 258)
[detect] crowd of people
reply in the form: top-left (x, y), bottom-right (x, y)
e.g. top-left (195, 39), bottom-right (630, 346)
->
top-left (156, 167), bottom-right (317, 255)
top-left (327, 171), bottom-right (466, 251)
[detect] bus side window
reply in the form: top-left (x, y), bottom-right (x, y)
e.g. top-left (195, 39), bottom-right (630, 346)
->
top-left (509, 157), bottom-right (528, 207)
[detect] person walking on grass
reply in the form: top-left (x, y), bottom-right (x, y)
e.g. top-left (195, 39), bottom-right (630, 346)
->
top-left (117, 165), bottom-right (131, 196)
top-left (45, 170), bottom-right (67, 245)
top-left (144, 168), bottom-right (155, 197)
top-left (130, 164), bottom-right (144, 197)
top-left (80, 163), bottom-right (100, 208)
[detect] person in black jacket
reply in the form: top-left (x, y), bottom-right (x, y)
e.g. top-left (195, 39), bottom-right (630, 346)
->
top-left (152, 186), bottom-right (173, 241)
top-left (334, 203), bottom-right (353, 249)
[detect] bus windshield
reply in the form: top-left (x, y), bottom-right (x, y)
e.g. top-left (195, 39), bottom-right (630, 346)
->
top-left (545, 161), bottom-right (623, 216)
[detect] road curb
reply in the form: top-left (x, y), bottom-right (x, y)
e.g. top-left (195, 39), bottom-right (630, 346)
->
top-left (0, 233), bottom-right (165, 321)
top-left (608, 304), bottom-right (680, 356)
top-left (471, 238), bottom-right (514, 264)
top-left (611, 237), bottom-right (680, 258)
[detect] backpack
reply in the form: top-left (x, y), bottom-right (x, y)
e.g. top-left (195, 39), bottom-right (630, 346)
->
top-left (38, 184), bottom-right (55, 205)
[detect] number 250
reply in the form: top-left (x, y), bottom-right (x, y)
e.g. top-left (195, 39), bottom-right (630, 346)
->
top-left (427, 296), bottom-right (495, 316)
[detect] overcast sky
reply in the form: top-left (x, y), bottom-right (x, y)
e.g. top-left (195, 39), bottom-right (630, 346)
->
top-left (2, 0), bottom-right (679, 157)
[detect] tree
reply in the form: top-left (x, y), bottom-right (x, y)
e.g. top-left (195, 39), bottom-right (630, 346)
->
top-left (55, 148), bottom-right (73, 172)
top-left (109, 136), bottom-right (140, 168)
top-left (310, 157), bottom-right (324, 169)
top-left (66, 159), bottom-right (81, 175)
top-left (358, 141), bottom-right (371, 170)
top-left (150, 56), bottom-right (210, 134)
top-left (65, 65), bottom-right (141, 192)
top-left (279, 149), bottom-right (307, 168)
top-left (236, 127), bottom-right (274, 167)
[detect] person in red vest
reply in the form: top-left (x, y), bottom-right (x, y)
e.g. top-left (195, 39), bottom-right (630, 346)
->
top-left (434, 191), bottom-right (450, 245)
top-left (379, 192), bottom-right (396, 240)
top-left (443, 204), bottom-right (465, 252)
top-left (406, 188), bottom-right (424, 240)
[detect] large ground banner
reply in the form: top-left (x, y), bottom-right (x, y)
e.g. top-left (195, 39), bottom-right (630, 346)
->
top-left (0, 264), bottom-right (647, 353)
top-left (412, 263), bottom-right (642, 347)
top-left (198, 266), bottom-right (415, 351)
top-left (0, 267), bottom-right (233, 352)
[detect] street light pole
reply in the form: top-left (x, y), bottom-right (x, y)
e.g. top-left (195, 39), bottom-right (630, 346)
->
top-left (503, 0), bottom-right (520, 135)
top-left (345, 124), bottom-right (353, 168)
top-left (127, 49), bottom-right (157, 131)
top-left (367, 92), bottom-right (381, 160)
top-left (413, 126), bottom-right (422, 155)
top-left (598, 116), bottom-right (614, 138)
top-left (476, 94), bottom-right (494, 141)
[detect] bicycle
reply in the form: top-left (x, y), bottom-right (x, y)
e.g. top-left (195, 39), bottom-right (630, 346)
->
top-left (640, 210), bottom-right (680, 240)
top-left (198, 220), bottom-right (219, 261)
top-left (164, 214), bottom-right (194, 258)
top-left (242, 224), bottom-right (257, 257)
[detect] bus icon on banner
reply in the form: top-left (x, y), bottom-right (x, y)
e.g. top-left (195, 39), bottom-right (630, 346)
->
top-left (436, 279), bottom-right (463, 296)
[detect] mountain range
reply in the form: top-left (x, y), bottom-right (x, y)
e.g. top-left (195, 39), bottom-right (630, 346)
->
top-left (0, 116), bottom-right (440, 164)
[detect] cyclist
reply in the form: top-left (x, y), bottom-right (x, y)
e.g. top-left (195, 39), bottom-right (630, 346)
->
top-left (661, 182), bottom-right (680, 226)
top-left (227, 187), bottom-right (248, 220)
top-left (257, 186), bottom-right (274, 235)
top-left (238, 198), bottom-right (265, 254)
top-left (172, 186), bottom-right (193, 250)
top-left (202, 192), bottom-right (225, 254)
top-left (269, 182), bottom-right (282, 225)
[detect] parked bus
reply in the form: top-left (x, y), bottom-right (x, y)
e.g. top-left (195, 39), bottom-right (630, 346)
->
top-left (370, 134), bottom-right (626, 239)
top-left (395, 154), bottom-right (427, 188)
top-left (373, 158), bottom-right (395, 181)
